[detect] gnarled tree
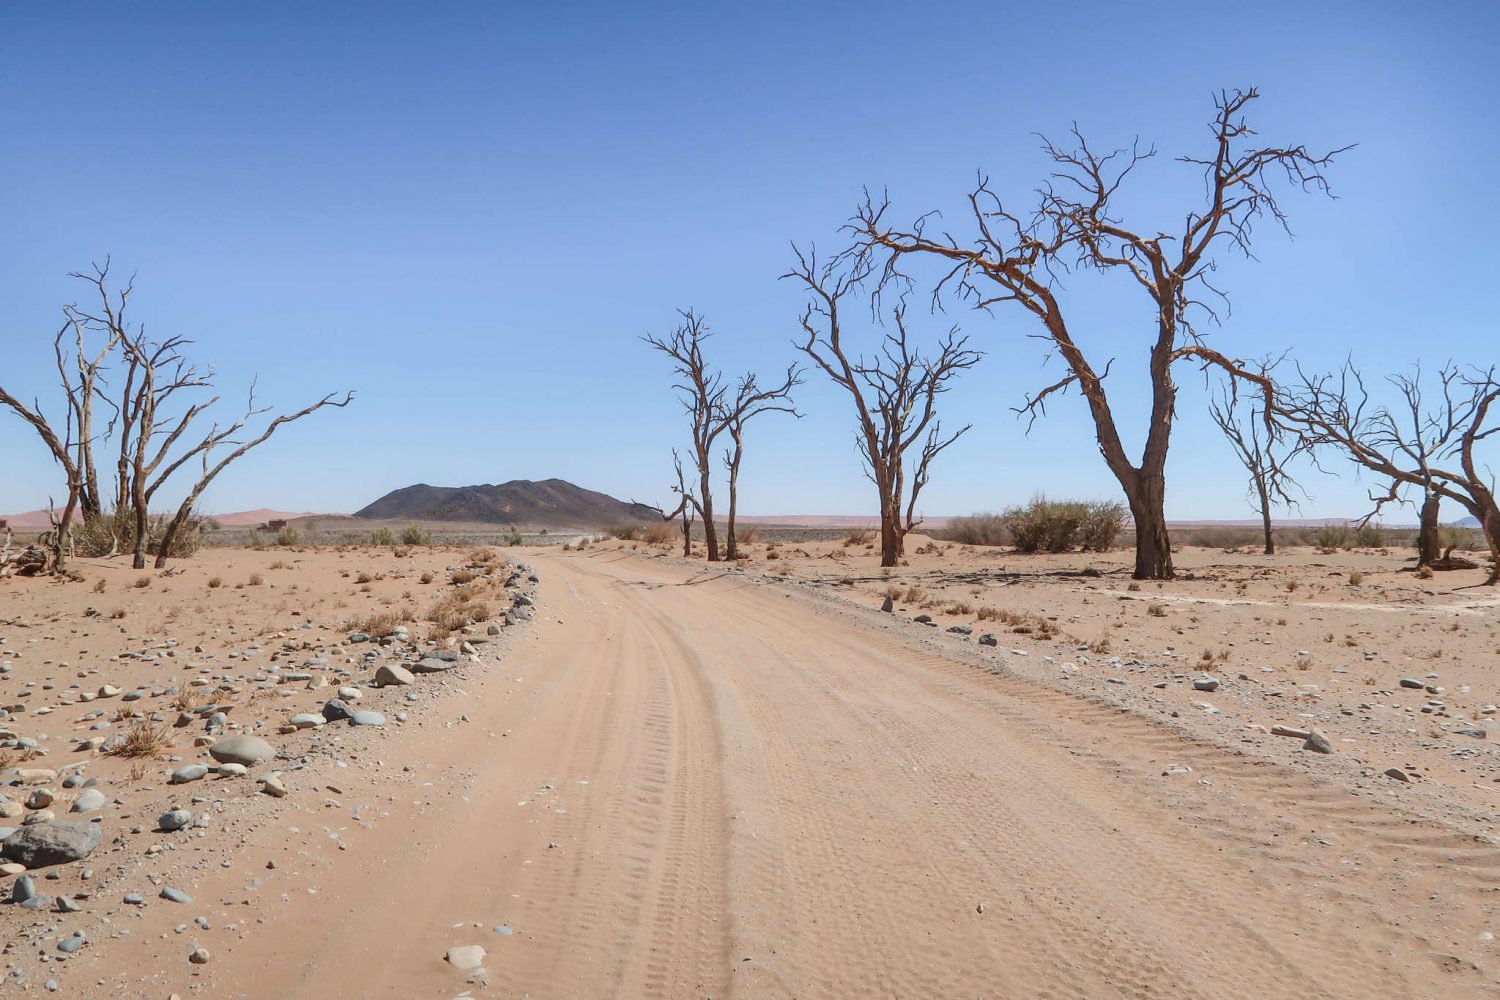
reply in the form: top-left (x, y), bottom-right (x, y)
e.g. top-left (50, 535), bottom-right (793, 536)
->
top-left (1208, 361), bottom-right (1303, 555)
top-left (1277, 361), bottom-right (1499, 581)
top-left (787, 247), bottom-right (981, 567)
top-left (720, 367), bottom-right (801, 560)
top-left (646, 312), bottom-right (730, 561)
top-left (846, 88), bottom-right (1346, 578)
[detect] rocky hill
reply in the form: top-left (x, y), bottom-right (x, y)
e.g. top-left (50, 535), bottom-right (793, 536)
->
top-left (353, 479), bottom-right (659, 529)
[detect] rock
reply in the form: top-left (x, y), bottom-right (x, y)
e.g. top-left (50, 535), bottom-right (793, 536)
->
top-left (97, 685), bottom-right (120, 699)
top-left (1192, 677), bottom-right (1219, 692)
top-left (123, 892), bottom-right (144, 905)
top-left (288, 713), bottom-right (324, 730)
top-left (446, 944), bottom-right (486, 971)
top-left (347, 631), bottom-right (370, 644)
top-left (1399, 678), bottom-right (1425, 689)
top-left (321, 699), bottom-right (354, 722)
top-left (1270, 725), bottom-right (1311, 739)
top-left (411, 658), bottom-right (454, 674)
top-left (375, 664), bottom-right (415, 687)
top-left (351, 711), bottom-right (385, 727)
top-left (23, 809), bottom-right (56, 826)
top-left (2, 821), bottom-right (101, 867)
top-left (880, 595), bottom-right (894, 613)
top-left (216, 763), bottom-right (248, 778)
top-left (1385, 767), bottom-right (1410, 782)
top-left (158, 808), bottom-right (192, 832)
top-left (69, 789), bottom-right (108, 813)
top-left (947, 625), bottom-right (973, 635)
top-left (1303, 729), bottom-right (1333, 754)
top-left (57, 934), bottom-right (85, 954)
top-left (1455, 728), bottom-right (1489, 739)
top-left (487, 624), bottom-right (501, 636)
top-left (260, 777), bottom-right (287, 798)
top-left (171, 764), bottom-right (209, 784)
top-left (25, 788), bottom-right (55, 810)
top-left (11, 874), bottom-right (36, 902)
top-left (208, 735), bottom-right (274, 767)
top-left (161, 886), bottom-right (192, 904)
top-left (978, 634), bottom-right (998, 647)
top-left (913, 614), bottom-right (933, 624)
top-left (189, 947), bottom-right (211, 965)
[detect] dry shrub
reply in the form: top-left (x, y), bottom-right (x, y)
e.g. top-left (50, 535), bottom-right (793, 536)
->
top-left (642, 522), bottom-right (676, 546)
top-left (1088, 636), bottom-right (1112, 654)
top-left (1147, 603), bottom-right (1167, 617)
top-left (427, 585), bottom-right (493, 636)
top-left (269, 559), bottom-right (291, 570)
top-left (207, 576), bottom-right (222, 589)
top-left (451, 569), bottom-right (477, 585)
top-left (844, 528), bottom-right (874, 547)
top-left (92, 578), bottom-right (106, 594)
top-left (419, 571), bottom-right (434, 585)
top-left (976, 606), bottom-right (1000, 621)
top-left (105, 720), bottom-right (174, 759)
top-left (734, 524), bottom-right (759, 544)
top-left (1348, 571), bottom-right (1365, 586)
top-left (355, 571), bottom-right (374, 584)
top-left (765, 548), bottom-right (780, 560)
top-left (74, 510), bottom-right (205, 559)
top-left (1416, 564), bottom-right (1435, 580)
top-left (132, 575), bottom-right (151, 589)
top-left (370, 526), bottom-right (397, 546)
top-left (902, 585), bottom-right (927, 603)
top-left (946, 601), bottom-right (975, 616)
top-left (1004, 496), bottom-right (1124, 553)
top-left (248, 572), bottom-right (264, 586)
top-left (939, 513), bottom-right (1009, 547)
top-left (170, 688), bottom-right (205, 712)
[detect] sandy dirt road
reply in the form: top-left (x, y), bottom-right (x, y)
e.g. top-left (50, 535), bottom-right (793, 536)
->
top-left (91, 548), bottom-right (1497, 999)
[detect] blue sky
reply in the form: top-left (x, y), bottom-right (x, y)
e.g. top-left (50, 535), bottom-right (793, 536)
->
top-left (1, 1), bottom-right (1496, 521)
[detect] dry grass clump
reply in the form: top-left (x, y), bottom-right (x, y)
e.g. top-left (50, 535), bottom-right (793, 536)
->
top-left (170, 688), bottom-right (205, 712)
top-left (844, 528), bottom-right (873, 547)
top-left (451, 569), bottom-right (478, 585)
top-left (1087, 636), bottom-right (1112, 654)
top-left (132, 575), bottom-right (151, 589)
top-left (248, 572), bottom-right (264, 586)
top-left (427, 585), bottom-right (493, 637)
top-left (901, 585), bottom-right (927, 603)
top-left (348, 610), bottom-right (409, 637)
top-left (207, 576), bottom-right (223, 589)
top-left (92, 578), bottom-right (106, 594)
top-left (105, 720), bottom-right (174, 759)
top-left (734, 524), bottom-right (759, 544)
top-left (946, 601), bottom-right (975, 616)
top-left (1146, 602), bottom-right (1167, 617)
top-left (1348, 571), bottom-right (1365, 586)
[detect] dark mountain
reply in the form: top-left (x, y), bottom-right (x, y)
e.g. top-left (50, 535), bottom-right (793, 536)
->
top-left (354, 479), bottom-right (659, 529)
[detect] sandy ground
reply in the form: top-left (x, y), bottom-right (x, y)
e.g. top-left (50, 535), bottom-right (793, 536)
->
top-left (2, 537), bottom-right (1499, 998)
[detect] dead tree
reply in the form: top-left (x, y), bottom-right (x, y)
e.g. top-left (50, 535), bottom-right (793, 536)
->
top-left (845, 88), bottom-right (1346, 579)
top-left (787, 247), bottom-right (980, 567)
top-left (645, 312), bottom-right (730, 561)
top-left (720, 367), bottom-right (801, 560)
top-left (151, 383), bottom-right (353, 568)
top-left (1208, 363), bottom-right (1303, 554)
top-left (663, 450), bottom-right (701, 558)
top-left (0, 265), bottom-right (130, 571)
top-left (1278, 362), bottom-right (1500, 581)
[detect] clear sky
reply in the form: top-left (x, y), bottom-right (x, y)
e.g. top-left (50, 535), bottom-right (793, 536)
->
top-left (2, 2), bottom-right (1496, 521)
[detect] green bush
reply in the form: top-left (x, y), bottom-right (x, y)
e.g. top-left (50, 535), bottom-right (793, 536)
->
top-left (1314, 523), bottom-right (1349, 549)
top-left (608, 525), bottom-right (641, 540)
top-left (399, 525), bottom-right (432, 546)
top-left (504, 525), bottom-right (524, 547)
top-left (1002, 497), bottom-right (1125, 553)
top-left (1354, 523), bottom-right (1384, 548)
top-left (1438, 523), bottom-right (1477, 555)
top-left (370, 526), bottom-right (396, 546)
top-left (275, 526), bottom-right (302, 547)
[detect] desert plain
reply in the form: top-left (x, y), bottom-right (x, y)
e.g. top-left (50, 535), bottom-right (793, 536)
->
top-left (0, 532), bottom-right (1497, 999)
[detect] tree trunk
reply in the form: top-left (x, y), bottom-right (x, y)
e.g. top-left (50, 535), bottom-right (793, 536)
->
top-left (878, 492), bottom-right (900, 568)
top-left (1416, 492), bottom-right (1441, 567)
top-left (51, 490), bottom-right (79, 575)
top-left (131, 483), bottom-right (149, 570)
top-left (1475, 488), bottom-right (1500, 586)
top-left (698, 466), bottom-right (719, 562)
top-left (680, 511), bottom-right (693, 558)
top-left (724, 437), bottom-right (742, 561)
top-left (1257, 480), bottom-right (1274, 555)
top-left (1127, 473), bottom-right (1173, 580)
